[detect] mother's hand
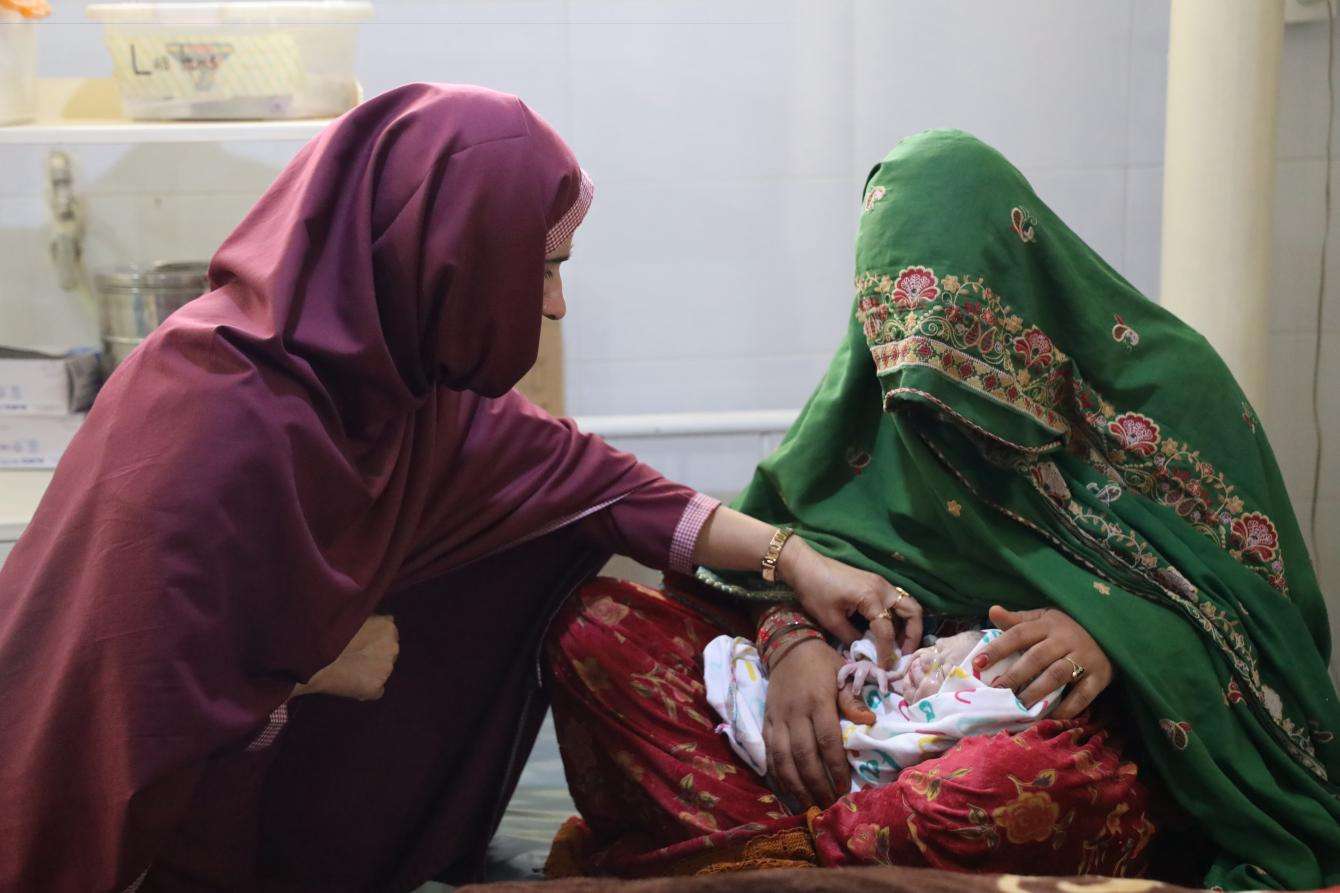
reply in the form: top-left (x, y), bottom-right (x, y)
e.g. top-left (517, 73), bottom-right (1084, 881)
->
top-left (764, 638), bottom-right (874, 809)
top-left (779, 538), bottom-right (923, 666)
top-left (974, 605), bottom-right (1112, 719)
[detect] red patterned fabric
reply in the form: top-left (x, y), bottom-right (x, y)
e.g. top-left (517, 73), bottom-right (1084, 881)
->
top-left (546, 578), bottom-right (1156, 878)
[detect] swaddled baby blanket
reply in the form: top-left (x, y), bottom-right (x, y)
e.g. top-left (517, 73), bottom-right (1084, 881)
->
top-left (703, 629), bottom-right (1060, 792)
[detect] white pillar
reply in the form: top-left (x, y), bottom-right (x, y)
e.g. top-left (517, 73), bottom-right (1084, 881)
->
top-left (1159, 0), bottom-right (1284, 406)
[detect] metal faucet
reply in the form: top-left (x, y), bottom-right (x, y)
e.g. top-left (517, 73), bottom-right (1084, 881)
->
top-left (46, 150), bottom-right (85, 292)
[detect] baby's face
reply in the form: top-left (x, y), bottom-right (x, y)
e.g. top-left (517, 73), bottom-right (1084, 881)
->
top-left (891, 631), bottom-right (984, 702)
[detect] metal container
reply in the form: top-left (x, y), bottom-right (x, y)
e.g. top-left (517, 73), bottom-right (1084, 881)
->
top-left (95, 262), bottom-right (209, 370)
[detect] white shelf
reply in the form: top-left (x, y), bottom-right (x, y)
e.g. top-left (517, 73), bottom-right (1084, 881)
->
top-left (0, 79), bottom-right (333, 145)
top-left (0, 116), bottom-right (331, 145)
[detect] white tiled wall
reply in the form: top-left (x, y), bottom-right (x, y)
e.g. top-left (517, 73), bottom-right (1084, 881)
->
top-left (1268, 12), bottom-right (1340, 676)
top-left (3, 2), bottom-right (1336, 657)
top-left (9, 0), bottom-right (1171, 395)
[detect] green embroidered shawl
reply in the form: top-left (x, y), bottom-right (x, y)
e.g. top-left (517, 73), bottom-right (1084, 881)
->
top-left (702, 130), bottom-right (1340, 890)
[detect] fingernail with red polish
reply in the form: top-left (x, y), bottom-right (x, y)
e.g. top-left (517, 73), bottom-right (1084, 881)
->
top-left (973, 655), bottom-right (988, 669)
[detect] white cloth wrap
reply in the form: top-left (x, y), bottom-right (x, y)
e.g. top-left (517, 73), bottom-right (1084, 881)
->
top-left (703, 628), bottom-right (1061, 792)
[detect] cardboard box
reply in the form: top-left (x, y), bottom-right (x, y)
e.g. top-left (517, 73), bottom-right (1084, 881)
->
top-left (0, 348), bottom-right (101, 416)
top-left (0, 414), bottom-right (85, 469)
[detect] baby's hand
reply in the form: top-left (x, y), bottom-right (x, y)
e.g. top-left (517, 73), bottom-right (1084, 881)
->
top-left (837, 657), bottom-right (891, 696)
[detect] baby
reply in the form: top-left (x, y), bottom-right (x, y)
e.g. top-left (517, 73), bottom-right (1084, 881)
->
top-left (703, 628), bottom-right (1061, 792)
top-left (839, 629), bottom-right (988, 704)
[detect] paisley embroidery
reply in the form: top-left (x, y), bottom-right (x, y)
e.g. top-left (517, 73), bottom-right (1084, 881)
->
top-left (1242, 401), bottom-right (1257, 432)
top-left (1030, 461), bottom-right (1071, 506)
top-left (862, 185), bottom-right (887, 213)
top-left (1111, 314), bottom-right (1139, 348)
top-left (846, 446), bottom-right (872, 475)
top-left (1086, 481), bottom-right (1123, 504)
top-left (1159, 719), bottom-right (1192, 751)
top-left (1010, 207), bottom-right (1037, 243)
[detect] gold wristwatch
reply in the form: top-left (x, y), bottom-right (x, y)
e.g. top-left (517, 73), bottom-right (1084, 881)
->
top-left (760, 527), bottom-right (795, 583)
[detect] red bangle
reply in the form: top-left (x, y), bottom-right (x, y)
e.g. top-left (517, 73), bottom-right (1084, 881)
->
top-left (756, 606), bottom-right (817, 652)
top-left (758, 620), bottom-right (809, 653)
top-left (761, 624), bottom-right (823, 665)
top-left (764, 628), bottom-right (824, 674)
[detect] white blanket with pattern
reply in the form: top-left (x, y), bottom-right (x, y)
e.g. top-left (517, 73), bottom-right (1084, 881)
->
top-left (703, 628), bottom-right (1060, 792)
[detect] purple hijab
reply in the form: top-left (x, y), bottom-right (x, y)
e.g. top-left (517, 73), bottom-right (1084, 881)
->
top-left (0, 84), bottom-right (660, 891)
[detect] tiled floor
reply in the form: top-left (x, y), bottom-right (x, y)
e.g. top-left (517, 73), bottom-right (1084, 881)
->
top-left (485, 713), bottom-right (576, 883)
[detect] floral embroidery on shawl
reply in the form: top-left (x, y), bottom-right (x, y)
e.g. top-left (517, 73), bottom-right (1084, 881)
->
top-left (1231, 513), bottom-right (1280, 565)
top-left (892, 266), bottom-right (939, 308)
top-left (1107, 413), bottom-right (1160, 457)
top-left (1014, 327), bottom-right (1055, 367)
top-left (855, 265), bottom-right (1331, 781)
top-left (855, 266), bottom-right (1290, 598)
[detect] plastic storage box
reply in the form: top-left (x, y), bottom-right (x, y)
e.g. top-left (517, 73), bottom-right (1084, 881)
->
top-left (86, 1), bottom-right (372, 120)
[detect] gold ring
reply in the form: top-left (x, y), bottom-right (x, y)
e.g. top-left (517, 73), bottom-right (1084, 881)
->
top-left (873, 609), bottom-right (893, 623)
top-left (891, 587), bottom-right (908, 609)
top-left (1063, 656), bottom-right (1086, 682)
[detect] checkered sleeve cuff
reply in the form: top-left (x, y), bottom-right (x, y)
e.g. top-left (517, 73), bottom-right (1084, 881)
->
top-left (244, 702), bottom-right (290, 753)
top-left (668, 492), bottom-right (721, 574)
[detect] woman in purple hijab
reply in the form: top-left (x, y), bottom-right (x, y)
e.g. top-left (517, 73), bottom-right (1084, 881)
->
top-left (0, 84), bottom-right (919, 892)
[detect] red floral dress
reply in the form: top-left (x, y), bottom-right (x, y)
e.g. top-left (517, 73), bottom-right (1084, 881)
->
top-left (545, 577), bottom-right (1156, 878)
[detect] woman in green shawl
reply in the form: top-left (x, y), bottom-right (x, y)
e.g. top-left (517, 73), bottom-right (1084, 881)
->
top-left (544, 130), bottom-right (1339, 891)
